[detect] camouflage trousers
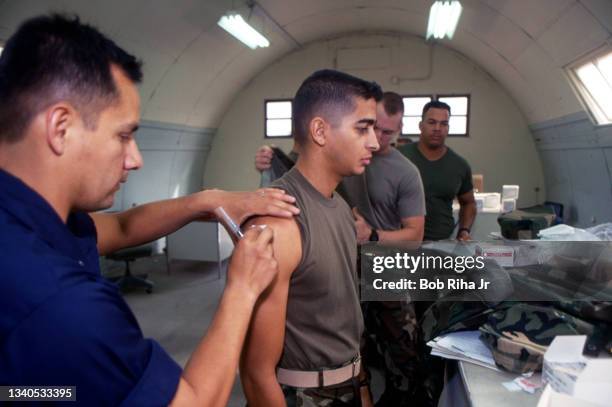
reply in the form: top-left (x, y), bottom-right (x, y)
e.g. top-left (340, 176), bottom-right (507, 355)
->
top-left (362, 301), bottom-right (444, 407)
top-left (282, 382), bottom-right (357, 407)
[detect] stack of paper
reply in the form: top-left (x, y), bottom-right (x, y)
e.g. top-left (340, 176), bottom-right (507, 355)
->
top-left (427, 330), bottom-right (499, 371)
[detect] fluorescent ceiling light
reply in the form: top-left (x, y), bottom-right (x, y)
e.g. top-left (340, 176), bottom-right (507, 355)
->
top-left (426, 1), bottom-right (463, 40)
top-left (218, 13), bottom-right (270, 49)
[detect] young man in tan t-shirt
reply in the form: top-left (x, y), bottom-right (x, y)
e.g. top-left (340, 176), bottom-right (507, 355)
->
top-left (240, 69), bottom-right (382, 406)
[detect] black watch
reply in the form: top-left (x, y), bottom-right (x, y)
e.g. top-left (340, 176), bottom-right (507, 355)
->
top-left (457, 227), bottom-right (471, 236)
top-left (369, 228), bottom-right (379, 242)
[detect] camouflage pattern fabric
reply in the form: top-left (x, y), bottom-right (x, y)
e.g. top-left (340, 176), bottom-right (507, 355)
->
top-left (420, 298), bottom-right (494, 343)
top-left (362, 301), bottom-right (450, 407)
top-left (479, 327), bottom-right (545, 374)
top-left (282, 383), bottom-right (356, 407)
top-left (362, 301), bottom-right (420, 405)
top-left (479, 302), bottom-right (597, 373)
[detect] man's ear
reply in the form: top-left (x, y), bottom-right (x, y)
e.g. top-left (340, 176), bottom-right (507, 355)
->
top-left (45, 103), bottom-right (74, 156)
top-left (310, 117), bottom-right (327, 147)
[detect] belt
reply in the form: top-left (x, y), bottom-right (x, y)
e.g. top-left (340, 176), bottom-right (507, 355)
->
top-left (277, 356), bottom-right (361, 388)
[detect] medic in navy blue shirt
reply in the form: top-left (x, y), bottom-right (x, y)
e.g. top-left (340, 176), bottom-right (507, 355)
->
top-left (0, 14), bottom-right (298, 406)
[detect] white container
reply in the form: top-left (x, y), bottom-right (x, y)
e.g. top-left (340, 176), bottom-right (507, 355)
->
top-left (475, 192), bottom-right (501, 211)
top-left (542, 336), bottom-right (612, 407)
top-left (502, 198), bottom-right (516, 213)
top-left (502, 185), bottom-right (520, 201)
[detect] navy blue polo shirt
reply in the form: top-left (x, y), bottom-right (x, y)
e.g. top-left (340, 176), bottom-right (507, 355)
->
top-left (0, 169), bottom-right (182, 406)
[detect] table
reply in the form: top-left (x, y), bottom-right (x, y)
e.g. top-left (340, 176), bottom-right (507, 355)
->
top-left (453, 210), bottom-right (502, 241)
top-left (439, 361), bottom-right (542, 407)
top-left (166, 220), bottom-right (234, 278)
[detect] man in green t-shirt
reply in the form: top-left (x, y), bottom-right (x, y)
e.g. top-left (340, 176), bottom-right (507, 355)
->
top-left (398, 101), bottom-right (476, 241)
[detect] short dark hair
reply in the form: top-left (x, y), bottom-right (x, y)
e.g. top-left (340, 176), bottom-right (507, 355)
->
top-left (0, 14), bottom-right (143, 143)
top-left (292, 69), bottom-right (382, 145)
top-left (422, 100), bottom-right (451, 119)
top-left (381, 92), bottom-right (404, 116)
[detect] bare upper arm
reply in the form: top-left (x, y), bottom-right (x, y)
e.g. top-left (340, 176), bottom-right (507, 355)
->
top-left (90, 212), bottom-right (123, 256)
top-left (401, 215), bottom-right (424, 229)
top-left (400, 215), bottom-right (425, 242)
top-left (457, 189), bottom-right (475, 205)
top-left (240, 216), bottom-right (302, 374)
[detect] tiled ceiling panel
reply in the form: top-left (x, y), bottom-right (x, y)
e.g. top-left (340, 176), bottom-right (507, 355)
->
top-left (538, 2), bottom-right (609, 65)
top-left (0, 0), bottom-right (607, 126)
top-left (481, 0), bottom-right (576, 39)
top-left (460, 4), bottom-right (532, 62)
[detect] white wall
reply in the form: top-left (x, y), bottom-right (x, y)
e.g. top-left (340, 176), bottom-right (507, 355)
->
top-left (109, 120), bottom-right (213, 212)
top-left (204, 33), bottom-right (545, 207)
top-left (531, 112), bottom-right (612, 227)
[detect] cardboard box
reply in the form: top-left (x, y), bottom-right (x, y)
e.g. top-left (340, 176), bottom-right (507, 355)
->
top-left (537, 385), bottom-right (601, 407)
top-left (475, 244), bottom-right (514, 267)
top-left (472, 174), bottom-right (484, 193)
top-left (541, 336), bottom-right (612, 407)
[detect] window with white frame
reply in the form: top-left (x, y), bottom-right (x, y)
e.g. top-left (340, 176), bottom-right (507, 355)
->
top-left (568, 48), bottom-right (612, 125)
top-left (401, 95), bottom-right (469, 137)
top-left (401, 96), bottom-right (433, 136)
top-left (265, 100), bottom-right (292, 138)
top-left (437, 95), bottom-right (469, 136)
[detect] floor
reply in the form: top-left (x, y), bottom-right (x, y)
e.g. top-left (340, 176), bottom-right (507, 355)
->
top-left (105, 255), bottom-right (247, 406)
top-left (105, 255), bottom-right (383, 406)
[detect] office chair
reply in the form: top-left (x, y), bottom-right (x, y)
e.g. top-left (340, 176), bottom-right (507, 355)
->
top-left (106, 244), bottom-right (154, 293)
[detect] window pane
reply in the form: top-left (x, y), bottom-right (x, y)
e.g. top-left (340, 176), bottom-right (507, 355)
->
top-left (438, 96), bottom-right (468, 115)
top-left (266, 101), bottom-right (292, 119)
top-left (403, 97), bottom-right (432, 116)
top-left (402, 116), bottom-right (421, 134)
top-left (449, 115), bottom-right (467, 135)
top-left (266, 119), bottom-right (292, 137)
top-left (577, 63), bottom-right (612, 120)
top-left (597, 52), bottom-right (612, 86)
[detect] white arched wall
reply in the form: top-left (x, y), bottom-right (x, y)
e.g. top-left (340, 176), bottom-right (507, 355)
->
top-left (0, 2), bottom-right (609, 225)
top-left (204, 33), bottom-right (545, 208)
top-left (1, 1), bottom-right (609, 129)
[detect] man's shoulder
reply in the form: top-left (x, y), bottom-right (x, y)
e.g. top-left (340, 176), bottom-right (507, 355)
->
top-left (380, 149), bottom-right (421, 182)
top-left (0, 238), bottom-right (60, 339)
top-left (397, 142), bottom-right (418, 157)
top-left (445, 147), bottom-right (471, 170)
top-left (0, 209), bottom-right (82, 333)
top-left (246, 215), bottom-right (299, 233)
top-left (270, 168), bottom-right (295, 189)
top-left (245, 215), bottom-right (301, 251)
top-left (245, 215), bottom-right (302, 276)
top-left (0, 210), bottom-right (55, 271)
top-left (389, 148), bottom-right (420, 171)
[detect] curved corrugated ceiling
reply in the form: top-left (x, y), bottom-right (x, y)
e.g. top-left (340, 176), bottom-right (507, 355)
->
top-left (0, 0), bottom-right (610, 127)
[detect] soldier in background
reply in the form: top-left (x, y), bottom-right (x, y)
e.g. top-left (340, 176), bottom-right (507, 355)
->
top-left (398, 100), bottom-right (476, 242)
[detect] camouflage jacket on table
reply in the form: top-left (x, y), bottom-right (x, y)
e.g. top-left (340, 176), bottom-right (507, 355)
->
top-left (421, 297), bottom-right (612, 374)
top-left (479, 302), bottom-right (604, 373)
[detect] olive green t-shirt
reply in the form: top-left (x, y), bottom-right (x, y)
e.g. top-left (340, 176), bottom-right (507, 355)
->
top-left (398, 143), bottom-right (473, 241)
top-left (271, 167), bottom-right (363, 370)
